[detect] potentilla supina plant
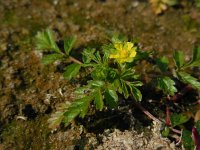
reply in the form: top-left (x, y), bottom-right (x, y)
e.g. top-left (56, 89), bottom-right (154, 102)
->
top-left (36, 29), bottom-right (200, 150)
top-left (109, 42), bottom-right (137, 63)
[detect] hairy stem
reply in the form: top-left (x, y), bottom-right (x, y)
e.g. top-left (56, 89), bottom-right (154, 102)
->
top-left (69, 56), bottom-right (83, 65)
top-left (131, 96), bottom-right (182, 134)
top-left (131, 96), bottom-right (162, 123)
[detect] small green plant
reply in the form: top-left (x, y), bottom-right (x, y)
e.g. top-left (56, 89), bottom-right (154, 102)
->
top-left (36, 29), bottom-right (200, 149)
top-left (154, 46), bottom-right (200, 96)
top-left (36, 29), bottom-right (143, 128)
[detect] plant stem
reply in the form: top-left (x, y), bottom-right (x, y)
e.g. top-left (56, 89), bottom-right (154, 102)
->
top-left (131, 97), bottom-right (162, 123)
top-left (170, 85), bottom-right (193, 102)
top-left (69, 56), bottom-right (83, 65)
top-left (170, 128), bottom-right (182, 134)
top-left (131, 97), bottom-right (182, 135)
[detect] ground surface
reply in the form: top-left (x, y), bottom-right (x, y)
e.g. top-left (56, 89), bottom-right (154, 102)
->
top-left (0, 0), bottom-right (200, 149)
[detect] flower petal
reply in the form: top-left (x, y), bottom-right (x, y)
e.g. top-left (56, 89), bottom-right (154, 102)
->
top-left (114, 43), bottom-right (122, 51)
top-left (129, 49), bottom-right (137, 57)
top-left (126, 42), bottom-right (133, 50)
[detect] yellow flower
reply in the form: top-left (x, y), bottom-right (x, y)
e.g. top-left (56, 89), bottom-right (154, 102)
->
top-left (109, 42), bottom-right (137, 63)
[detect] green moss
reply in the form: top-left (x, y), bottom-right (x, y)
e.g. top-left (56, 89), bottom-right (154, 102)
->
top-left (1, 115), bottom-right (51, 150)
top-left (3, 10), bottom-right (19, 25)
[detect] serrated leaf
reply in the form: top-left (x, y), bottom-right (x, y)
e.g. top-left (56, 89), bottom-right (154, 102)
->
top-left (129, 86), bottom-right (142, 101)
top-left (47, 102), bottom-right (70, 129)
top-left (104, 88), bottom-right (118, 108)
top-left (191, 46), bottom-right (200, 66)
top-left (62, 96), bottom-right (93, 127)
top-left (156, 56), bottom-right (169, 72)
top-left (184, 46), bottom-right (200, 68)
top-left (107, 68), bottom-right (118, 82)
top-left (130, 81), bottom-right (143, 87)
top-left (42, 53), bottom-right (63, 65)
top-left (103, 51), bottom-right (109, 64)
top-left (63, 108), bottom-right (80, 126)
top-left (79, 103), bottom-right (89, 118)
top-left (82, 48), bottom-right (96, 64)
top-left (156, 77), bottom-right (177, 96)
top-left (48, 111), bottom-right (65, 129)
top-left (173, 51), bottom-right (184, 68)
top-left (75, 86), bottom-right (90, 95)
top-left (102, 43), bottom-right (116, 56)
top-left (121, 81), bottom-right (129, 99)
top-left (114, 79), bottom-right (123, 94)
top-left (170, 113), bottom-right (189, 127)
top-left (177, 72), bottom-right (200, 90)
top-left (182, 130), bottom-right (195, 149)
top-left (91, 66), bottom-right (107, 80)
top-left (93, 51), bottom-right (102, 63)
top-left (88, 80), bottom-right (105, 88)
top-left (121, 68), bottom-right (136, 80)
top-left (36, 29), bottom-right (60, 53)
top-left (94, 89), bottom-right (104, 111)
top-left (64, 36), bottom-right (76, 55)
top-left (63, 63), bottom-right (81, 80)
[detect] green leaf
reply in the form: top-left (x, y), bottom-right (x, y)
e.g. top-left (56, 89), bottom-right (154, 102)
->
top-left (62, 96), bottom-right (93, 127)
top-left (182, 130), bottom-right (194, 150)
top-left (88, 80), bottom-right (105, 88)
top-left (102, 43), bottom-right (116, 56)
top-left (75, 86), bottom-right (89, 95)
top-left (163, 0), bottom-right (178, 6)
top-left (121, 68), bottom-right (136, 80)
top-left (134, 50), bottom-right (153, 61)
top-left (156, 56), bottom-right (169, 72)
top-left (195, 120), bottom-right (200, 134)
top-left (173, 51), bottom-right (184, 68)
top-left (104, 88), bottom-right (118, 108)
top-left (91, 66), bottom-right (107, 80)
top-left (93, 51), bottom-right (102, 63)
top-left (107, 68), bottom-right (118, 82)
top-left (111, 34), bottom-right (127, 43)
top-left (121, 81), bottom-right (129, 99)
top-left (36, 29), bottom-right (60, 53)
top-left (94, 89), bottom-right (104, 111)
top-left (156, 77), bottom-right (177, 96)
top-left (102, 51), bottom-right (109, 64)
top-left (130, 81), bottom-right (143, 87)
top-left (82, 48), bottom-right (96, 64)
top-left (79, 100), bottom-right (90, 118)
top-left (190, 46), bottom-right (200, 66)
top-left (63, 63), bottom-right (81, 80)
top-left (184, 46), bottom-right (200, 68)
top-left (42, 53), bottom-right (63, 65)
top-left (129, 86), bottom-right (142, 101)
top-left (114, 79), bottom-right (123, 94)
top-left (64, 36), bottom-right (76, 55)
top-left (177, 72), bottom-right (200, 90)
top-left (170, 113), bottom-right (189, 127)
top-left (161, 126), bottom-right (170, 137)
top-left (48, 111), bottom-right (65, 129)
top-left (63, 108), bottom-right (80, 126)
top-left (47, 102), bottom-right (71, 129)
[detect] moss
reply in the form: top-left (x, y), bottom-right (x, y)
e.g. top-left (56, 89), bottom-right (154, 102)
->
top-left (1, 115), bottom-right (51, 150)
top-left (2, 10), bottom-right (19, 25)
